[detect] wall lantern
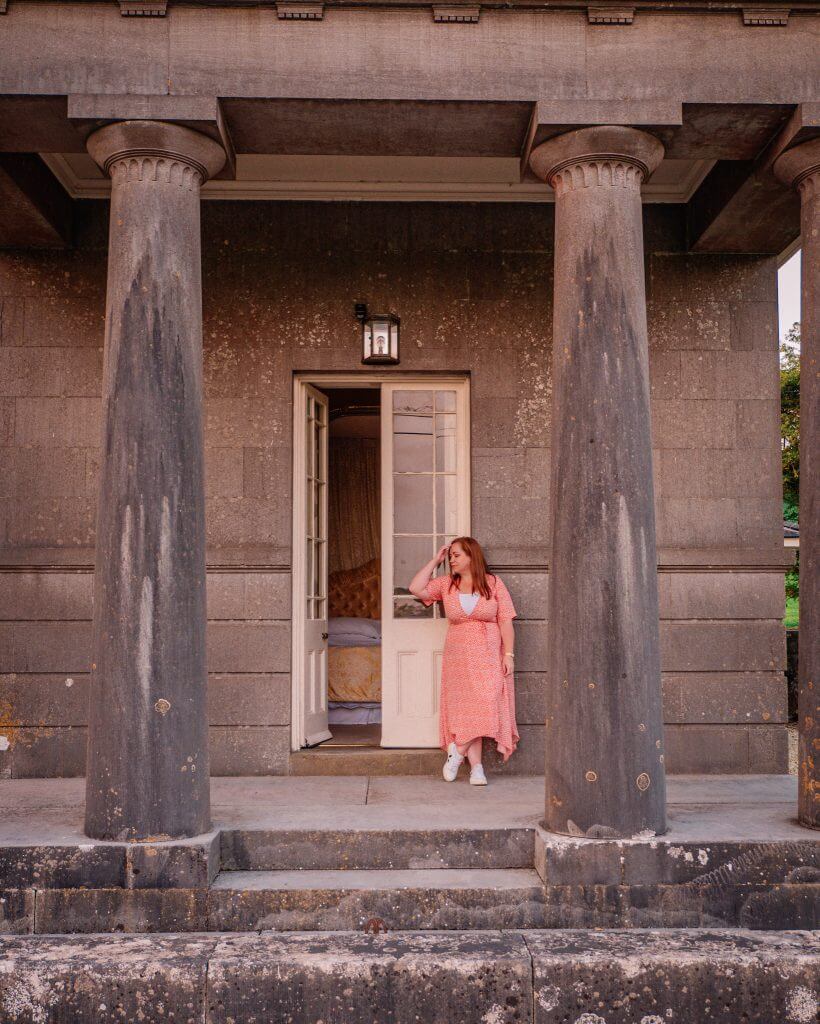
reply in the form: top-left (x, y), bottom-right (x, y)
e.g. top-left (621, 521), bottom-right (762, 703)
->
top-left (356, 303), bottom-right (400, 365)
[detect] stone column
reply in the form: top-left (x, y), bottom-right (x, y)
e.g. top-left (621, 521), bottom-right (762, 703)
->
top-left (530, 127), bottom-right (667, 839)
top-left (84, 121), bottom-right (225, 841)
top-left (775, 139), bottom-right (820, 831)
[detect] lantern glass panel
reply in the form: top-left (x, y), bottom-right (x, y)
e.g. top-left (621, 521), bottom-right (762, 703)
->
top-left (363, 322), bottom-right (374, 360)
top-left (373, 322), bottom-right (390, 358)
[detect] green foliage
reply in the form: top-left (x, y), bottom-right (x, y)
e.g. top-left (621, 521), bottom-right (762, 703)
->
top-left (785, 557), bottom-right (799, 602)
top-left (784, 595), bottom-right (799, 630)
top-left (780, 323), bottom-right (800, 512)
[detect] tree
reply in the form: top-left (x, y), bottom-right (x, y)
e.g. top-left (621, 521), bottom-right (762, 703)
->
top-left (781, 323), bottom-right (800, 602)
top-left (781, 322), bottom-right (800, 520)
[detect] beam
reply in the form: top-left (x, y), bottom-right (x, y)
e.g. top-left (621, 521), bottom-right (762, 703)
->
top-left (689, 103), bottom-right (820, 253)
top-left (0, 154), bottom-right (72, 248)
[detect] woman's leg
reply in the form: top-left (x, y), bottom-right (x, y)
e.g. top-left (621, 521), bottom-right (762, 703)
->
top-left (455, 737), bottom-right (483, 763)
top-left (465, 737), bottom-right (483, 767)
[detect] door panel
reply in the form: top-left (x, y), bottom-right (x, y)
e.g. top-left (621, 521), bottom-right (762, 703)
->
top-left (381, 380), bottom-right (470, 747)
top-left (301, 384), bottom-right (331, 747)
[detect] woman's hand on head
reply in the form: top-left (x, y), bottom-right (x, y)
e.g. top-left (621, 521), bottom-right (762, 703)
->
top-left (435, 545), bottom-right (449, 567)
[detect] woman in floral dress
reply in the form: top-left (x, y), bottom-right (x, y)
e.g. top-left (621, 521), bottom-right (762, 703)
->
top-left (409, 537), bottom-right (518, 785)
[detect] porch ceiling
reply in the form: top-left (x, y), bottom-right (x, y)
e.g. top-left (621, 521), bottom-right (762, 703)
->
top-left (0, 95), bottom-right (816, 251)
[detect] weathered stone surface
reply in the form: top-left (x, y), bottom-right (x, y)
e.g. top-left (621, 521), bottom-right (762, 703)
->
top-left (126, 834), bottom-right (220, 890)
top-left (207, 931), bottom-right (532, 1024)
top-left (0, 182), bottom-right (792, 779)
top-left (220, 827), bottom-right (534, 871)
top-left (0, 844), bottom-right (125, 889)
top-left (206, 571), bottom-right (290, 620)
top-left (0, 673), bottom-right (90, 726)
top-left (0, 929), bottom-right (815, 1024)
top-left (0, 934), bottom-right (216, 1023)
top-left (662, 672), bottom-right (787, 724)
top-left (207, 673), bottom-right (290, 726)
top-left (84, 121), bottom-right (225, 842)
top-left (528, 929), bottom-right (819, 1023)
top-left (32, 874), bottom-right (550, 933)
top-left (206, 622), bottom-right (291, 674)
top-left (34, 888), bottom-right (210, 934)
top-left (0, 838), bottom-right (219, 892)
top-left (665, 723), bottom-right (788, 774)
top-left (0, 727), bottom-right (87, 779)
top-left (0, 890), bottom-right (34, 934)
top-left (660, 620), bottom-right (784, 673)
top-left (657, 571), bottom-right (785, 619)
top-left (0, 622), bottom-right (91, 673)
top-left (774, 139), bottom-right (820, 831)
top-left (535, 829), bottom-right (820, 888)
top-left (208, 725), bottom-right (290, 775)
top-left (531, 126), bottom-right (667, 839)
top-left (208, 871), bottom-right (549, 931)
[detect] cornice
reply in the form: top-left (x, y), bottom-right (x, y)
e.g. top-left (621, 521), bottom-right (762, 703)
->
top-left (3, 1), bottom-right (818, 13)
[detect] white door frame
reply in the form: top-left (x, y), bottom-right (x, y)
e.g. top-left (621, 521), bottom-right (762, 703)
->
top-left (290, 372), bottom-right (470, 752)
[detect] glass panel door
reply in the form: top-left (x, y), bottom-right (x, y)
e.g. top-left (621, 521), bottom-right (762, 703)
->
top-left (300, 384), bottom-right (331, 747)
top-left (381, 379), bottom-right (469, 747)
top-left (391, 388), bottom-right (458, 620)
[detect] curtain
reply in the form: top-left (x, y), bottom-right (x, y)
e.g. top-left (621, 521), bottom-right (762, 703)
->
top-left (328, 437), bottom-right (380, 574)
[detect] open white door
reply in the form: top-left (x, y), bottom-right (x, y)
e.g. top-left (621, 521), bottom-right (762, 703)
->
top-left (380, 381), bottom-right (470, 747)
top-left (294, 383), bottom-right (331, 747)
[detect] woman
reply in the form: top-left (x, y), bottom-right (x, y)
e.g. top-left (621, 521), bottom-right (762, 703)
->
top-left (409, 537), bottom-right (518, 785)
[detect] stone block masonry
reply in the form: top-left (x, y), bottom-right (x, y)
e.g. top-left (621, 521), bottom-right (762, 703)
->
top-left (0, 930), bottom-right (816, 1024)
top-left (0, 200), bottom-right (788, 777)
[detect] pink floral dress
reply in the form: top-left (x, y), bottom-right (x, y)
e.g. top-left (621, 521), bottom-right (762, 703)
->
top-left (422, 574), bottom-right (519, 761)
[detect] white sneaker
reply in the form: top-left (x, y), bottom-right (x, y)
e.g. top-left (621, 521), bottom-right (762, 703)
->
top-left (443, 742), bottom-right (464, 782)
top-left (469, 764), bottom-right (488, 786)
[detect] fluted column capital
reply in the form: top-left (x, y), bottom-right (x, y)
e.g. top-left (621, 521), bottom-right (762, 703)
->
top-left (529, 125), bottom-right (664, 197)
top-left (87, 119), bottom-right (226, 189)
top-left (774, 137), bottom-right (820, 197)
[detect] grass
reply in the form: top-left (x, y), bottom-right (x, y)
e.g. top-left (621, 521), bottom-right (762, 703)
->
top-left (784, 595), bottom-right (799, 630)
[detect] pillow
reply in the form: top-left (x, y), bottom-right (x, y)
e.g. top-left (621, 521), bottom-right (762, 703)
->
top-left (328, 617), bottom-right (382, 646)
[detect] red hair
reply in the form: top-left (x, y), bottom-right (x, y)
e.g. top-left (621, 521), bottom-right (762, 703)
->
top-left (447, 536), bottom-right (495, 600)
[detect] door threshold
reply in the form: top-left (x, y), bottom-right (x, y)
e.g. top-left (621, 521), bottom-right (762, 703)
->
top-left (323, 724), bottom-right (382, 748)
top-left (290, 746), bottom-right (443, 776)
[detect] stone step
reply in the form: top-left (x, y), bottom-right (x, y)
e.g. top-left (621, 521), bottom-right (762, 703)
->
top-left (220, 826), bottom-right (535, 870)
top-left (289, 745), bottom-right (444, 775)
top-left (208, 867), bottom-right (548, 930)
top-left (22, 873), bottom-right (819, 935)
top-left (2, 929), bottom-right (817, 1023)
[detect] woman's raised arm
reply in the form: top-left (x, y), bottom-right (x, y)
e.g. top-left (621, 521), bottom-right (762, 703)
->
top-left (408, 545), bottom-right (449, 600)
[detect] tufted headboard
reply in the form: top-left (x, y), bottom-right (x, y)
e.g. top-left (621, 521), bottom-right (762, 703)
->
top-left (328, 557), bottom-right (381, 620)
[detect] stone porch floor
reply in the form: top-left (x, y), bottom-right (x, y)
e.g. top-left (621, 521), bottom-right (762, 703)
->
top-left (0, 773), bottom-right (806, 847)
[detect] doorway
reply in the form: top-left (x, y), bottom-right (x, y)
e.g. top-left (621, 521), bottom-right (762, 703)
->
top-left (291, 375), bottom-right (470, 752)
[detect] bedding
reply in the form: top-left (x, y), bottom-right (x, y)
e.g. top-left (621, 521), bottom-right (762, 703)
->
top-left (328, 701), bottom-right (382, 725)
top-left (328, 646), bottom-right (381, 703)
top-left (328, 616), bottom-right (381, 647)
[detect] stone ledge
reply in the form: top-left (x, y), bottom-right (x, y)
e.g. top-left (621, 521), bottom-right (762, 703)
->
top-left (13, 876), bottom-right (818, 933)
top-left (0, 930), bottom-right (816, 1024)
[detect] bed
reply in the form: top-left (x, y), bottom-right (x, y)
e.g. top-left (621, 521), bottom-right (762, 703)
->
top-left (327, 558), bottom-right (382, 725)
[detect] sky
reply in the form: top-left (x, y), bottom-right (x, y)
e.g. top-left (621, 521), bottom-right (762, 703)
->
top-left (778, 249), bottom-right (801, 344)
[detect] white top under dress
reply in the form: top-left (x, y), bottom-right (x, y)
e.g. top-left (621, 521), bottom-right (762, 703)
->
top-left (458, 592), bottom-right (480, 616)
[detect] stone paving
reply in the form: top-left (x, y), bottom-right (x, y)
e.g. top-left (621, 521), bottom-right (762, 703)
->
top-left (0, 773), bottom-right (805, 845)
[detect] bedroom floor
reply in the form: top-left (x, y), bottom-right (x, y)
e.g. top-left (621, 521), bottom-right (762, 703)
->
top-left (325, 724), bottom-right (381, 747)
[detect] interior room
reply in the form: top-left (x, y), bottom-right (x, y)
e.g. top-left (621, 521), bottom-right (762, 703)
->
top-left (322, 387), bottom-right (382, 748)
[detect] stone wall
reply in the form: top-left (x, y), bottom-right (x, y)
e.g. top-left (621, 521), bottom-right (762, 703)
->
top-left (0, 200), bottom-right (787, 776)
